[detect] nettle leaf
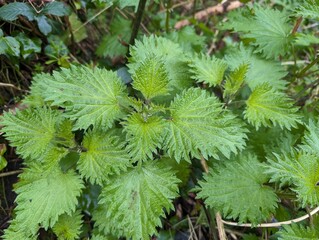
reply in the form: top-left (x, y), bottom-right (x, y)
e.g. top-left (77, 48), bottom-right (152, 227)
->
top-left (266, 152), bottom-right (319, 207)
top-left (295, 0), bottom-right (319, 19)
top-left (244, 83), bottom-right (301, 130)
top-left (52, 210), bottom-right (83, 240)
top-left (77, 128), bottom-right (131, 185)
top-left (189, 54), bottom-right (228, 87)
top-left (223, 63), bottom-right (249, 97)
top-left (244, 6), bottom-right (293, 58)
top-left (197, 154), bottom-right (278, 224)
top-left (163, 88), bottom-right (247, 162)
top-left (278, 224), bottom-right (319, 240)
top-left (132, 57), bottom-right (170, 99)
top-left (129, 36), bottom-right (193, 93)
top-left (1, 108), bottom-right (62, 160)
top-left (14, 165), bottom-right (84, 234)
top-left (96, 16), bottom-right (131, 58)
top-left (299, 120), bottom-right (319, 154)
top-left (225, 45), bottom-right (287, 90)
top-left (0, 2), bottom-right (35, 21)
top-left (38, 65), bottom-right (129, 130)
top-left (124, 113), bottom-right (165, 162)
top-left (94, 161), bottom-right (180, 239)
top-left (3, 218), bottom-right (38, 240)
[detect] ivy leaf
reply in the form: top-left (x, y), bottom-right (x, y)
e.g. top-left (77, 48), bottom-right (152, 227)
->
top-left (266, 152), bottom-right (319, 207)
top-left (295, 0), bottom-right (319, 19)
top-left (94, 161), bottom-right (180, 239)
top-left (132, 57), bottom-right (170, 99)
top-left (244, 83), bottom-right (301, 130)
top-left (0, 2), bottom-right (35, 21)
top-left (299, 120), bottom-right (319, 155)
top-left (129, 36), bottom-right (193, 94)
top-left (1, 108), bottom-right (62, 160)
top-left (13, 165), bottom-right (84, 234)
top-left (223, 64), bottom-right (249, 97)
top-left (124, 113), bottom-right (165, 162)
top-left (39, 65), bottom-right (129, 130)
top-left (52, 210), bottom-right (83, 240)
top-left (189, 54), bottom-right (228, 87)
top-left (197, 154), bottom-right (278, 224)
top-left (163, 88), bottom-right (247, 162)
top-left (225, 45), bottom-right (287, 91)
top-left (278, 224), bottom-right (319, 240)
top-left (77, 128), bottom-right (131, 185)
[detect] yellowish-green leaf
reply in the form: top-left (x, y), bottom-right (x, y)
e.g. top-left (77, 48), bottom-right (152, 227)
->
top-left (223, 63), bottom-right (249, 97)
top-left (52, 210), bottom-right (83, 240)
top-left (244, 83), bottom-right (301, 130)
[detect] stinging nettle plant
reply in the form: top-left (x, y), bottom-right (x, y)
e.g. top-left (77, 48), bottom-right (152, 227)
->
top-left (2, 2), bottom-right (319, 239)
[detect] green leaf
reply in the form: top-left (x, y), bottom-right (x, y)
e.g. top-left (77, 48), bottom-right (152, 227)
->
top-left (163, 88), bottom-right (247, 162)
top-left (189, 54), bottom-right (228, 87)
top-left (42, 1), bottom-right (72, 16)
top-left (39, 65), bottom-right (129, 130)
top-left (295, 0), bottom-right (319, 19)
top-left (300, 120), bottom-right (319, 154)
top-left (1, 108), bottom-right (62, 160)
top-left (166, 26), bottom-right (206, 53)
top-left (0, 144), bottom-right (7, 171)
top-left (225, 45), bottom-right (287, 90)
top-left (3, 218), bottom-right (38, 240)
top-left (94, 161), bottom-right (180, 239)
top-left (15, 32), bottom-right (41, 59)
top-left (132, 57), bottom-right (170, 99)
top-left (278, 224), bottom-right (319, 240)
top-left (52, 210), bottom-right (83, 240)
top-left (0, 2), bottom-right (35, 21)
top-left (266, 151), bottom-right (319, 207)
top-left (14, 165), bottom-right (84, 234)
top-left (0, 36), bottom-right (20, 57)
top-left (96, 16), bottom-right (130, 58)
top-left (129, 36), bottom-right (193, 94)
top-left (35, 15), bottom-right (52, 35)
top-left (244, 83), bottom-right (301, 130)
top-left (223, 64), bottom-right (249, 97)
top-left (77, 128), bottom-right (131, 185)
top-left (124, 113), bottom-right (165, 162)
top-left (197, 154), bottom-right (278, 224)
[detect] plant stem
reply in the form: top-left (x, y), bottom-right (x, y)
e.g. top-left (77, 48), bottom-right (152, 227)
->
top-left (0, 170), bottom-right (22, 178)
top-left (165, 0), bottom-right (172, 33)
top-left (128, 0), bottom-right (147, 48)
top-left (298, 55), bottom-right (319, 78)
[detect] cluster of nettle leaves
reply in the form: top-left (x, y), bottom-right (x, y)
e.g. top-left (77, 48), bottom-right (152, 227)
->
top-left (2, 2), bottom-right (319, 239)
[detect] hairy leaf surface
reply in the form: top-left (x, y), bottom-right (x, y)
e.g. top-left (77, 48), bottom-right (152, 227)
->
top-left (14, 165), bottom-right (84, 233)
top-left (38, 65), bottom-right (128, 130)
top-left (197, 154), bottom-right (278, 224)
top-left (124, 113), bottom-right (165, 162)
top-left (189, 55), bottom-right (228, 87)
top-left (244, 84), bottom-right (301, 130)
top-left (1, 108), bottom-right (62, 160)
top-left (295, 0), bottom-right (319, 19)
top-left (299, 120), bottom-right (319, 154)
top-left (94, 161), bottom-right (180, 239)
top-left (132, 57), bottom-right (170, 99)
top-left (225, 45), bottom-right (287, 90)
top-left (278, 224), bottom-right (319, 240)
top-left (223, 64), bottom-right (249, 97)
top-left (164, 88), bottom-right (247, 162)
top-left (129, 36), bottom-right (193, 93)
top-left (266, 152), bottom-right (319, 207)
top-left (52, 210), bottom-right (83, 240)
top-left (78, 128), bottom-right (131, 185)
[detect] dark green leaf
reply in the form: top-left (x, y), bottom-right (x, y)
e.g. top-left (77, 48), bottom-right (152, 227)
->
top-left (35, 15), bottom-right (52, 36)
top-left (42, 2), bottom-right (72, 16)
top-left (0, 2), bottom-right (35, 21)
